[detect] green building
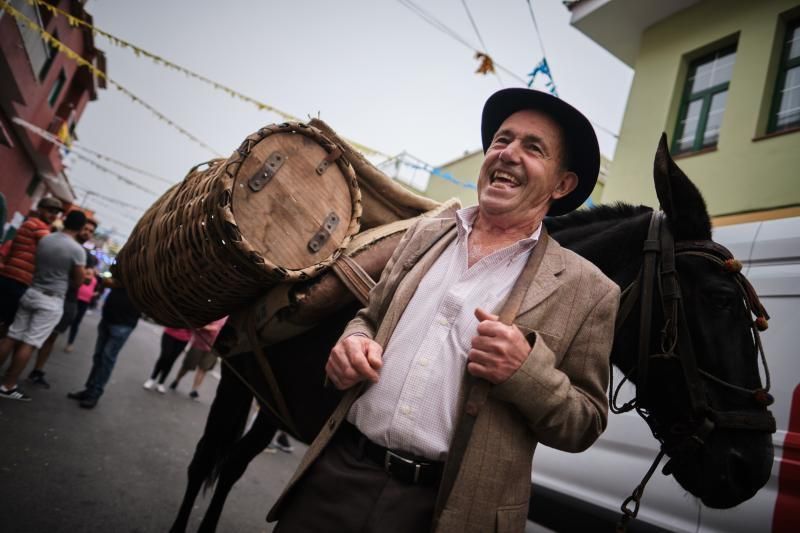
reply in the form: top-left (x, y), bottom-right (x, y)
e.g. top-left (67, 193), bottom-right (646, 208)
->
top-left (569, 0), bottom-right (800, 224)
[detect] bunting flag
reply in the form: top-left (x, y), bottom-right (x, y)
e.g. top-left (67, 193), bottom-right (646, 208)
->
top-left (474, 52), bottom-right (495, 75)
top-left (20, 0), bottom-right (388, 158)
top-left (526, 58), bottom-right (558, 96)
top-left (2, 0), bottom-right (223, 155)
top-left (402, 160), bottom-right (477, 191)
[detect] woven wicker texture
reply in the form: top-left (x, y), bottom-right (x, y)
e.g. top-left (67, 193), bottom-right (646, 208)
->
top-left (116, 122), bottom-right (362, 327)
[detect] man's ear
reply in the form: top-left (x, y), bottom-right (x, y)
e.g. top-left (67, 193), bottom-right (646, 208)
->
top-left (551, 171), bottom-right (578, 200)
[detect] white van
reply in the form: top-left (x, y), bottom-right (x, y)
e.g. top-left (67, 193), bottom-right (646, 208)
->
top-left (528, 216), bottom-right (800, 532)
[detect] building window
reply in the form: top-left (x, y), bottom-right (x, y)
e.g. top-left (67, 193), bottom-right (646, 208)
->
top-left (769, 19), bottom-right (800, 133)
top-left (26, 173), bottom-right (42, 197)
top-left (673, 46), bottom-right (737, 154)
top-left (0, 121), bottom-right (13, 148)
top-left (48, 69), bottom-right (66, 107)
top-left (9, 0), bottom-right (50, 80)
top-left (38, 30), bottom-right (58, 81)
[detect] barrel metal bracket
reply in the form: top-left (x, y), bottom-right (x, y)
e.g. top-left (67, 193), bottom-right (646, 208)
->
top-left (248, 151), bottom-right (285, 192)
top-left (316, 147), bottom-right (342, 175)
top-left (307, 212), bottom-right (340, 253)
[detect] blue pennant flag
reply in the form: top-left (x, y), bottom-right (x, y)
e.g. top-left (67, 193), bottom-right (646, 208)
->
top-left (526, 58), bottom-right (558, 96)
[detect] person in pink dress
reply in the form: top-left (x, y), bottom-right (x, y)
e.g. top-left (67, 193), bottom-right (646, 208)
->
top-left (169, 317), bottom-right (227, 400)
top-left (142, 327), bottom-right (193, 394)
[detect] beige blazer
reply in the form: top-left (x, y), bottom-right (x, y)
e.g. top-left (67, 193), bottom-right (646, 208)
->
top-left (268, 213), bottom-right (620, 533)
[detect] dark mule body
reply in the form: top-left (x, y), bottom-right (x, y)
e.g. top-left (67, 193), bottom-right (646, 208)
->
top-left (170, 140), bottom-right (774, 531)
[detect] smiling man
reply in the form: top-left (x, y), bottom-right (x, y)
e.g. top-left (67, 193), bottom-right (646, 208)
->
top-left (268, 88), bottom-right (620, 533)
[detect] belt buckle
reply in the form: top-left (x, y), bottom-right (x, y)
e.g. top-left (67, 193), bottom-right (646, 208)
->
top-left (384, 449), bottom-right (422, 483)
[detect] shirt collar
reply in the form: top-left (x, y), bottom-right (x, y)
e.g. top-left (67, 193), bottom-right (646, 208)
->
top-left (455, 205), bottom-right (542, 248)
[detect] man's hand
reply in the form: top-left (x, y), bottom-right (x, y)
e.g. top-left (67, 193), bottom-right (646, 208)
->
top-left (467, 307), bottom-right (531, 384)
top-left (326, 334), bottom-right (383, 390)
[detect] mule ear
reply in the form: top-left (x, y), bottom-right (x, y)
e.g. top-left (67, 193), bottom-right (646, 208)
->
top-left (653, 133), bottom-right (711, 240)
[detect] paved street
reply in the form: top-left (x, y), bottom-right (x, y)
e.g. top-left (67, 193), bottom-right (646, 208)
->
top-left (0, 309), bottom-right (301, 532)
top-left (0, 308), bottom-right (551, 533)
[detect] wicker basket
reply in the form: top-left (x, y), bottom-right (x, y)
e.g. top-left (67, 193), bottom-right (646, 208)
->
top-left (116, 122), bottom-right (362, 327)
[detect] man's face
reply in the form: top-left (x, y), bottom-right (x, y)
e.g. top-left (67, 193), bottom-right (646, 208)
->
top-left (477, 109), bottom-right (577, 225)
top-left (39, 207), bottom-right (60, 225)
top-left (77, 222), bottom-right (96, 244)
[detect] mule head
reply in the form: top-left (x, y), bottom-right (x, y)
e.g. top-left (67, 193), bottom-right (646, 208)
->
top-left (636, 135), bottom-right (774, 508)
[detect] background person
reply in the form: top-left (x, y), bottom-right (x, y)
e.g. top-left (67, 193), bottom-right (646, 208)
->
top-left (143, 326), bottom-right (192, 393)
top-left (64, 252), bottom-right (103, 353)
top-left (169, 317), bottom-right (227, 400)
top-left (0, 197), bottom-right (62, 337)
top-left (67, 280), bottom-right (141, 409)
top-left (0, 210), bottom-right (87, 401)
top-left (28, 218), bottom-right (98, 388)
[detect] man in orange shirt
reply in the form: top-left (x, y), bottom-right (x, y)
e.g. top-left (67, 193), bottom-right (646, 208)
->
top-left (0, 197), bottom-right (63, 336)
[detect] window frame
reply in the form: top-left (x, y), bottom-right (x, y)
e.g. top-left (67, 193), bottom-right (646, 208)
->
top-left (673, 45), bottom-right (737, 154)
top-left (47, 69), bottom-right (66, 108)
top-left (768, 18), bottom-right (800, 133)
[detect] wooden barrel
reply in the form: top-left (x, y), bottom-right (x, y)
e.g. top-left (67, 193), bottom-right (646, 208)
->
top-left (116, 122), bottom-right (362, 327)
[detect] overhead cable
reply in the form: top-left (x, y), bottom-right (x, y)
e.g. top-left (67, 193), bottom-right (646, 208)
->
top-left (12, 117), bottom-right (160, 196)
top-left (460, 0), bottom-right (503, 86)
top-left (25, 0), bottom-right (387, 158)
top-left (396, 0), bottom-right (527, 84)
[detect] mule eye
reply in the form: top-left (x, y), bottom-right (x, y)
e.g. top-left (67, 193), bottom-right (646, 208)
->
top-left (706, 290), bottom-right (735, 310)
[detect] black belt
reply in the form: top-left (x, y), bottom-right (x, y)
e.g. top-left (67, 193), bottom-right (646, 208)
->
top-left (33, 287), bottom-right (60, 298)
top-left (339, 422), bottom-right (444, 487)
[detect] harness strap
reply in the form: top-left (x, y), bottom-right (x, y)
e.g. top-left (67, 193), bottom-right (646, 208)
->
top-left (331, 254), bottom-right (376, 306)
top-left (150, 287), bottom-right (297, 438)
top-left (637, 213), bottom-right (663, 404)
top-left (245, 313), bottom-right (302, 439)
top-left (710, 409), bottom-right (777, 432)
top-left (615, 277), bottom-right (640, 334)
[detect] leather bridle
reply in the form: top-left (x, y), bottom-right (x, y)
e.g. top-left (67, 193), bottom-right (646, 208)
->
top-left (611, 211), bottom-right (776, 530)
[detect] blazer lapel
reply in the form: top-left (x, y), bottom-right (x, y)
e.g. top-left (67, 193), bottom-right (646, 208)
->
top-left (510, 236), bottom-right (566, 319)
top-left (375, 218), bottom-right (457, 346)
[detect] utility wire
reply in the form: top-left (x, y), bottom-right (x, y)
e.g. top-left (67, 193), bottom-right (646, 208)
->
top-left (70, 144), bottom-right (174, 185)
top-left (398, 0), bottom-right (619, 140)
top-left (460, 0), bottom-right (503, 86)
top-left (71, 186), bottom-right (147, 212)
top-left (1, 0), bottom-right (223, 156)
top-left (396, 0), bottom-right (527, 84)
top-left (524, 0), bottom-right (618, 139)
top-left (525, 0), bottom-right (551, 71)
top-left (25, 0), bottom-right (387, 158)
top-left (12, 117), bottom-right (161, 196)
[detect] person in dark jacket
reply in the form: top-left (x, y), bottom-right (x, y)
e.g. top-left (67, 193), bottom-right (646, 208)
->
top-left (67, 279), bottom-right (141, 409)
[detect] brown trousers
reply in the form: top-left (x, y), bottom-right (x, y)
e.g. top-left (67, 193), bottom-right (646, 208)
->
top-left (273, 427), bottom-right (440, 532)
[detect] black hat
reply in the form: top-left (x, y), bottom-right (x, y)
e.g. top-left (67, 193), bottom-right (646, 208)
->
top-left (481, 88), bottom-right (600, 216)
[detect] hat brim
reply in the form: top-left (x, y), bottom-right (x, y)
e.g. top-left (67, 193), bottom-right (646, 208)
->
top-left (481, 88), bottom-right (599, 216)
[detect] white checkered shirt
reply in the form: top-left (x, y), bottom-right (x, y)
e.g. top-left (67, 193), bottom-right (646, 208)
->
top-left (347, 206), bottom-right (541, 460)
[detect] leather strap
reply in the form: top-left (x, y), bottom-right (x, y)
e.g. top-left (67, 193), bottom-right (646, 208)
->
top-left (433, 228), bottom-right (551, 525)
top-left (331, 254), bottom-right (376, 306)
top-left (246, 312), bottom-right (302, 438)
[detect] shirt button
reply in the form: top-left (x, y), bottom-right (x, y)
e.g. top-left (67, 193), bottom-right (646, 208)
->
top-left (439, 318), bottom-right (448, 326)
top-left (419, 358), bottom-right (429, 367)
top-left (401, 405), bottom-right (411, 416)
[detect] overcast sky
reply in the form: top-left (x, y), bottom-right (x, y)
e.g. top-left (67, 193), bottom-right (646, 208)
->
top-left (67, 0), bottom-right (633, 239)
